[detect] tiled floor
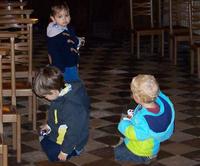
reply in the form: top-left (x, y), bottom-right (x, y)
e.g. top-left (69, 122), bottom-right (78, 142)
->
top-left (3, 32), bottom-right (200, 166)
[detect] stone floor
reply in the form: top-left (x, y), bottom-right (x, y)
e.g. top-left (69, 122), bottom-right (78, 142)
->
top-left (2, 32), bottom-right (200, 166)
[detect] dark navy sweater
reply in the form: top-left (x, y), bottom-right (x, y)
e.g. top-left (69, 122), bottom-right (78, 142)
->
top-left (47, 26), bottom-right (79, 72)
top-left (47, 80), bottom-right (90, 154)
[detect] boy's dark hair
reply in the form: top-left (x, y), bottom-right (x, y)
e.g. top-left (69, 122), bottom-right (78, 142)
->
top-left (33, 66), bottom-right (65, 97)
top-left (50, 1), bottom-right (69, 17)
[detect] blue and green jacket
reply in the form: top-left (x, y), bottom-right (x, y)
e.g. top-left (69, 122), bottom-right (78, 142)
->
top-left (118, 91), bottom-right (175, 157)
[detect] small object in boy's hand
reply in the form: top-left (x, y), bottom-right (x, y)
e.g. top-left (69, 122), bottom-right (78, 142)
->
top-left (77, 37), bottom-right (85, 51)
top-left (127, 109), bottom-right (134, 119)
top-left (40, 129), bottom-right (48, 136)
top-left (80, 37), bottom-right (85, 46)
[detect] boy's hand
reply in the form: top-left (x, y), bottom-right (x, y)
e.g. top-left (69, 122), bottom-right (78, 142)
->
top-left (40, 124), bottom-right (47, 131)
top-left (39, 124), bottom-right (51, 135)
top-left (79, 37), bottom-right (85, 46)
top-left (58, 151), bottom-right (68, 161)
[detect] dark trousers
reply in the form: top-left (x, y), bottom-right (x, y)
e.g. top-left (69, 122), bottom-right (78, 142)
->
top-left (114, 143), bottom-right (152, 164)
top-left (40, 136), bottom-right (77, 162)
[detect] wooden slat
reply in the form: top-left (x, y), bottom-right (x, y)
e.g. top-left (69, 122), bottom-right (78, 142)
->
top-left (0, 18), bottom-right (38, 25)
top-left (0, 9), bottom-right (33, 15)
top-left (0, 1), bottom-right (27, 8)
top-left (0, 31), bottom-right (19, 38)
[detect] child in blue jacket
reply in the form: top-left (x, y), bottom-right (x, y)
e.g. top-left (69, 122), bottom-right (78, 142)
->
top-left (114, 74), bottom-right (175, 164)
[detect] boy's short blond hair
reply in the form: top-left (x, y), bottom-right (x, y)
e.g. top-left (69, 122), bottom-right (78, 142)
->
top-left (131, 74), bottom-right (160, 103)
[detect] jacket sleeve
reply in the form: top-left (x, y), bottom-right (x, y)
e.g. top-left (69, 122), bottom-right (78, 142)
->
top-left (118, 117), bottom-right (150, 141)
top-left (68, 26), bottom-right (79, 47)
top-left (59, 102), bottom-right (88, 154)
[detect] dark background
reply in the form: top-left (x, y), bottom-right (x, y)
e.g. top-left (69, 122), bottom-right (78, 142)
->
top-left (28, 0), bottom-right (130, 39)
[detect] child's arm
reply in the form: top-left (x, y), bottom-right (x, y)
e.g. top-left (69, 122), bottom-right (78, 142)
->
top-left (118, 117), bottom-right (149, 140)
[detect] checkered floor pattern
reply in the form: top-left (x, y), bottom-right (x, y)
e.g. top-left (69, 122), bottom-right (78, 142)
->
top-left (3, 31), bottom-right (200, 166)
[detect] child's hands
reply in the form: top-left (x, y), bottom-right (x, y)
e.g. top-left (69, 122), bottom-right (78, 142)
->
top-left (40, 124), bottom-right (51, 136)
top-left (120, 109), bottom-right (134, 121)
top-left (77, 37), bottom-right (85, 50)
top-left (58, 151), bottom-right (68, 161)
top-left (40, 124), bottom-right (49, 131)
top-left (79, 37), bottom-right (85, 46)
top-left (127, 109), bottom-right (134, 119)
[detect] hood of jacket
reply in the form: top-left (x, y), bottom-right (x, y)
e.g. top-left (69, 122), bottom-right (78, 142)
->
top-left (53, 80), bottom-right (90, 110)
top-left (47, 22), bottom-right (68, 37)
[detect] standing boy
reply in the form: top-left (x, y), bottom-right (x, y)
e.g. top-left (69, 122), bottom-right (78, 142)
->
top-left (33, 66), bottom-right (90, 161)
top-left (47, 1), bottom-right (85, 81)
top-left (115, 74), bottom-right (175, 164)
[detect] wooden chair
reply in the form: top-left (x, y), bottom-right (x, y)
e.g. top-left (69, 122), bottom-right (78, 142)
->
top-left (0, 37), bottom-right (22, 163)
top-left (0, 49), bottom-right (8, 166)
top-left (168, 0), bottom-right (191, 65)
top-left (0, 1), bottom-right (27, 10)
top-left (0, 133), bottom-right (8, 166)
top-left (0, 18), bottom-right (38, 131)
top-left (130, 0), bottom-right (164, 59)
top-left (189, 0), bottom-right (200, 78)
top-left (0, 9), bottom-right (33, 19)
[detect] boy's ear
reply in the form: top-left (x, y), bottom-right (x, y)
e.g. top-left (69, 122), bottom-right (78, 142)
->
top-left (133, 94), bottom-right (140, 104)
top-left (50, 16), bottom-right (55, 22)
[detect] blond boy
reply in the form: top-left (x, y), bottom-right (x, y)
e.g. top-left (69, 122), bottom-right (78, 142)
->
top-left (115, 74), bottom-right (175, 164)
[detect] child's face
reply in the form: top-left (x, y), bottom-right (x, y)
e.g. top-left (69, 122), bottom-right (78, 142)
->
top-left (51, 9), bottom-right (71, 27)
top-left (44, 90), bottom-right (59, 101)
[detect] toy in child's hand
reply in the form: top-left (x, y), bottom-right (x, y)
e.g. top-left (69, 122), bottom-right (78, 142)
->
top-left (127, 109), bottom-right (134, 119)
top-left (40, 129), bottom-right (48, 136)
top-left (121, 109), bottom-right (134, 121)
top-left (79, 37), bottom-right (85, 46)
top-left (40, 128), bottom-right (51, 136)
top-left (77, 37), bottom-right (85, 50)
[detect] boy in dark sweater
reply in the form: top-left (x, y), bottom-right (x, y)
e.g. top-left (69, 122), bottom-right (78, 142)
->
top-left (33, 66), bottom-right (90, 161)
top-left (47, 1), bottom-right (85, 81)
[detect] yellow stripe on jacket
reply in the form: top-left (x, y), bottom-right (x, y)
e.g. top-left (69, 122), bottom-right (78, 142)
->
top-left (54, 109), bottom-right (58, 124)
top-left (56, 124), bottom-right (68, 145)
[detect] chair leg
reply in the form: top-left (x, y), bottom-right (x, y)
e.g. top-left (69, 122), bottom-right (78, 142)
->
top-left (12, 123), bottom-right (16, 150)
top-left (161, 31), bottom-right (164, 57)
top-left (190, 49), bottom-right (195, 74)
top-left (137, 33), bottom-right (140, 59)
top-left (169, 36), bottom-right (173, 60)
top-left (32, 94), bottom-right (37, 131)
top-left (28, 96), bottom-right (33, 121)
top-left (131, 33), bottom-right (134, 55)
top-left (16, 114), bottom-right (21, 163)
top-left (12, 116), bottom-right (21, 163)
top-left (2, 144), bottom-right (8, 166)
top-left (174, 38), bottom-right (177, 65)
top-left (197, 48), bottom-right (200, 78)
top-left (151, 35), bottom-right (154, 55)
